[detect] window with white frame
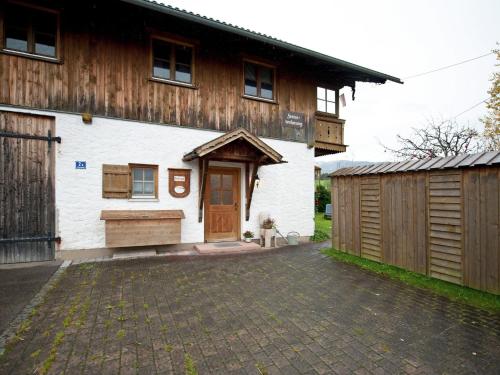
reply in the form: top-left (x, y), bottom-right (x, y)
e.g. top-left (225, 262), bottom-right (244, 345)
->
top-left (316, 87), bottom-right (337, 115)
top-left (131, 165), bottom-right (157, 198)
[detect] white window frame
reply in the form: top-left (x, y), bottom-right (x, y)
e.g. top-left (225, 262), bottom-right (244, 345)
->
top-left (130, 165), bottom-right (158, 199)
top-left (316, 87), bottom-right (339, 116)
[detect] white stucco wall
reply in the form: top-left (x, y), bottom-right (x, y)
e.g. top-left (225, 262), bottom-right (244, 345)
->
top-left (0, 106), bottom-right (315, 250)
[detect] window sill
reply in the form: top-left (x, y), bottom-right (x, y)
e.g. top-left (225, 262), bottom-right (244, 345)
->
top-left (128, 198), bottom-right (159, 202)
top-left (149, 77), bottom-right (198, 89)
top-left (1, 49), bottom-right (62, 64)
top-left (242, 95), bottom-right (278, 105)
top-left (315, 111), bottom-right (339, 119)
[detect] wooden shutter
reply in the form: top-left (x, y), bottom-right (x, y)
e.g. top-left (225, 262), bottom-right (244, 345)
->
top-left (102, 164), bottom-right (129, 198)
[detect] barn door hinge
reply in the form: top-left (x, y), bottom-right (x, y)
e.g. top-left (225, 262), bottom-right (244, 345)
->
top-left (47, 130), bottom-right (61, 150)
top-left (0, 235), bottom-right (61, 245)
top-left (0, 130), bottom-right (62, 147)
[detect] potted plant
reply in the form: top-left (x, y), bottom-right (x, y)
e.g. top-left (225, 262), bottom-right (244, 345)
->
top-left (261, 218), bottom-right (275, 229)
top-left (243, 230), bottom-right (254, 243)
top-left (261, 218), bottom-right (276, 248)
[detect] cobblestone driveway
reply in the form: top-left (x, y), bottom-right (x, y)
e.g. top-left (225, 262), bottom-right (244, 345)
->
top-left (1, 244), bottom-right (499, 374)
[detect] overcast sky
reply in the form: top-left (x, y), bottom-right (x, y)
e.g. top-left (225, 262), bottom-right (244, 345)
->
top-left (161, 0), bottom-right (499, 162)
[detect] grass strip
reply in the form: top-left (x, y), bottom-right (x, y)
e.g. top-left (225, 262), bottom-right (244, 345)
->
top-left (322, 248), bottom-right (500, 313)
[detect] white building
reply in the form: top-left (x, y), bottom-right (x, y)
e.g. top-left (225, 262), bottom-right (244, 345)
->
top-left (0, 0), bottom-right (400, 262)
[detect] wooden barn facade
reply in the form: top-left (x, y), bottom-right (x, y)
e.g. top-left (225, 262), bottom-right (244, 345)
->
top-left (0, 0), bottom-right (400, 263)
top-left (331, 151), bottom-right (500, 294)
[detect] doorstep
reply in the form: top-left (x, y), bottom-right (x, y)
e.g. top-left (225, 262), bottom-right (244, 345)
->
top-left (194, 241), bottom-right (262, 255)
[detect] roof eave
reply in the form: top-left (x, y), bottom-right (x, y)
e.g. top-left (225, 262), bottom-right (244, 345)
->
top-left (121, 0), bottom-right (403, 85)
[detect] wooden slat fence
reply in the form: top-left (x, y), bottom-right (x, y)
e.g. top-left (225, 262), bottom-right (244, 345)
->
top-left (361, 176), bottom-right (381, 261)
top-left (331, 166), bottom-right (500, 295)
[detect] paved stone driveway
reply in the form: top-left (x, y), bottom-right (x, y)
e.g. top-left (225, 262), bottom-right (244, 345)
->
top-left (1, 244), bottom-right (499, 374)
top-left (0, 261), bottom-right (61, 334)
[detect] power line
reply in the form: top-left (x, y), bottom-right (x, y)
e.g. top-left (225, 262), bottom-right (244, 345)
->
top-left (427, 99), bottom-right (488, 129)
top-left (403, 52), bottom-right (494, 80)
top-left (452, 98), bottom-right (488, 119)
top-left (433, 98), bottom-right (488, 127)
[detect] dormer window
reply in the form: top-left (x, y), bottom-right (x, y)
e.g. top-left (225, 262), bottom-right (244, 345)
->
top-left (152, 37), bottom-right (193, 84)
top-left (3, 3), bottom-right (59, 59)
top-left (317, 87), bottom-right (338, 115)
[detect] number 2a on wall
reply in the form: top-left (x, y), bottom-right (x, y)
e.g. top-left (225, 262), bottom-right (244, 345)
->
top-left (75, 161), bottom-right (86, 169)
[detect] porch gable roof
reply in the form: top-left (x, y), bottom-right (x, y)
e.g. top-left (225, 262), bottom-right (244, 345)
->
top-left (182, 128), bottom-right (284, 165)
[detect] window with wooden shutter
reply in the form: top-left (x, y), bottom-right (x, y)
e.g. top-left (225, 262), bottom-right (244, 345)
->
top-left (102, 164), bottom-right (130, 198)
top-left (129, 164), bottom-right (158, 198)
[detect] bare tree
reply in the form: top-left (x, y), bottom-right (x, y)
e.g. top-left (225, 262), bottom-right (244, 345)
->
top-left (382, 119), bottom-right (481, 160)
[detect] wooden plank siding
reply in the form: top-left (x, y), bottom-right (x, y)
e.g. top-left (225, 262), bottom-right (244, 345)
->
top-left (331, 176), bottom-right (360, 256)
top-left (361, 176), bottom-right (381, 261)
top-left (331, 166), bottom-right (500, 294)
top-left (428, 171), bottom-right (463, 284)
top-left (380, 173), bottom-right (427, 273)
top-left (0, 0), bottom-right (322, 144)
top-left (463, 168), bottom-right (500, 294)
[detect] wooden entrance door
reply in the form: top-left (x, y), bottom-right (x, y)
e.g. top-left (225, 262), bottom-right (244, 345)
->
top-left (205, 167), bottom-right (240, 242)
top-left (0, 111), bottom-right (56, 263)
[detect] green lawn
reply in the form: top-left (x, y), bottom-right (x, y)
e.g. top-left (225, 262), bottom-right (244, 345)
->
top-left (314, 212), bottom-right (331, 234)
top-left (315, 182), bottom-right (500, 312)
top-left (322, 248), bottom-right (500, 313)
top-left (311, 212), bottom-right (332, 242)
top-left (316, 178), bottom-right (330, 190)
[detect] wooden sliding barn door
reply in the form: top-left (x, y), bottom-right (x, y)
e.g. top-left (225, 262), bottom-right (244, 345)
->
top-left (204, 167), bottom-right (240, 242)
top-left (0, 112), bottom-right (57, 263)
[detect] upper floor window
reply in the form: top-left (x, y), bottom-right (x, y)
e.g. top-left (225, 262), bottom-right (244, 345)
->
top-left (3, 4), bottom-right (59, 59)
top-left (152, 38), bottom-right (193, 84)
top-left (244, 61), bottom-right (275, 100)
top-left (317, 87), bottom-right (337, 115)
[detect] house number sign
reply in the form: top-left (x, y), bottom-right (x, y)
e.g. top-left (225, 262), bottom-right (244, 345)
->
top-left (75, 161), bottom-right (86, 169)
top-left (168, 168), bottom-right (191, 198)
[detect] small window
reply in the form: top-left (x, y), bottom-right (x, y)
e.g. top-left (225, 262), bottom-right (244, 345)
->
top-left (244, 61), bottom-right (275, 100)
top-left (152, 38), bottom-right (193, 84)
top-left (3, 4), bottom-right (58, 58)
top-left (317, 87), bottom-right (337, 115)
top-left (131, 165), bottom-right (158, 198)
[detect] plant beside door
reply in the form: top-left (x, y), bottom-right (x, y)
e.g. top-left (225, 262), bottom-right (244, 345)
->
top-left (243, 230), bottom-right (254, 243)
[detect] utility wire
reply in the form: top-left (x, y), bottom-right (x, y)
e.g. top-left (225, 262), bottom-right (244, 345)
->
top-left (451, 98), bottom-right (488, 119)
top-left (403, 52), bottom-right (494, 80)
top-left (432, 98), bottom-right (488, 128)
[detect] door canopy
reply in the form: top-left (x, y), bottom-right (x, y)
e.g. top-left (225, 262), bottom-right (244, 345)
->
top-left (183, 128), bottom-right (285, 222)
top-left (183, 127), bottom-right (284, 165)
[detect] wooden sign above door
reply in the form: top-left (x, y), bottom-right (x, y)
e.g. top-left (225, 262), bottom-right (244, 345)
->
top-left (168, 168), bottom-right (191, 198)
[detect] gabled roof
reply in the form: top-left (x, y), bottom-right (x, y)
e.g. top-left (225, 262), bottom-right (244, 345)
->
top-left (121, 0), bottom-right (402, 85)
top-left (183, 128), bottom-right (284, 165)
top-left (331, 151), bottom-right (500, 177)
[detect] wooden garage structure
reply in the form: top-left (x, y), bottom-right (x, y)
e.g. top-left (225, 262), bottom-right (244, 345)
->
top-left (330, 151), bottom-right (500, 294)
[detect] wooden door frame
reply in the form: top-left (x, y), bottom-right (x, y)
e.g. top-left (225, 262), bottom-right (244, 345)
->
top-left (204, 166), bottom-right (241, 242)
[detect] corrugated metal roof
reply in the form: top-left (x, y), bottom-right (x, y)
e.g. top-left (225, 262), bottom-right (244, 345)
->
top-left (331, 151), bottom-right (500, 177)
top-left (121, 0), bottom-right (402, 84)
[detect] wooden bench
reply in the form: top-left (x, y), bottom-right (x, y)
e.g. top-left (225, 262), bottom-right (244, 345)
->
top-left (100, 210), bottom-right (185, 248)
